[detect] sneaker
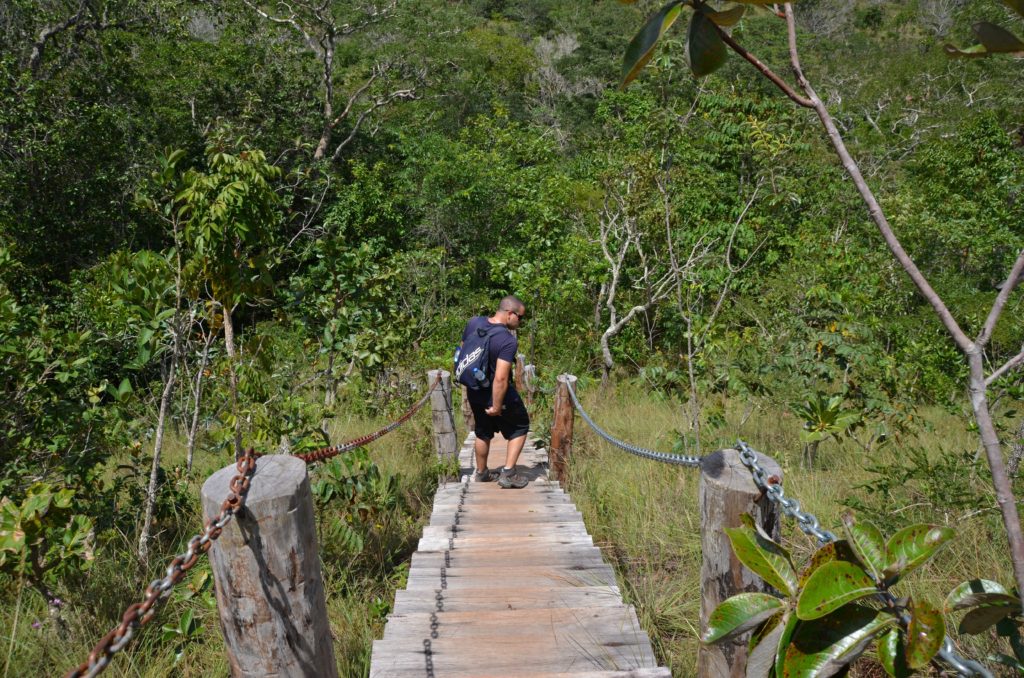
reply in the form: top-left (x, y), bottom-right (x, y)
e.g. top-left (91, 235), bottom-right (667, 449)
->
top-left (474, 468), bottom-right (499, 482)
top-left (497, 468), bottom-right (529, 489)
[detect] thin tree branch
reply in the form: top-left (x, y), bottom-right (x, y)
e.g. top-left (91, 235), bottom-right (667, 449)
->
top-left (979, 249), bottom-right (1024, 346)
top-left (987, 347), bottom-right (1024, 387)
top-left (713, 23), bottom-right (813, 109)
top-left (783, 3), bottom-right (973, 353)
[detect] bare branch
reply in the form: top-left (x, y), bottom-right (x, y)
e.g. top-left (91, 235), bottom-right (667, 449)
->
top-left (987, 347), bottom-right (1024, 387)
top-left (979, 249), bottom-right (1024, 346)
top-left (713, 23), bottom-right (813, 109)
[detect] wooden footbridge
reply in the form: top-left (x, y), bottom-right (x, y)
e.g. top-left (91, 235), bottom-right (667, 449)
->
top-left (63, 368), bottom-right (1001, 677)
top-left (369, 433), bottom-right (670, 677)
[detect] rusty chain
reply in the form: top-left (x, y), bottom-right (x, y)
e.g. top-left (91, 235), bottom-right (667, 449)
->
top-left (67, 373), bottom-right (442, 678)
top-left (66, 449), bottom-right (257, 678)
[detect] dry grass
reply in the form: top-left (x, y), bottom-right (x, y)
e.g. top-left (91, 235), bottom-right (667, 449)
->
top-left (562, 380), bottom-right (1019, 677)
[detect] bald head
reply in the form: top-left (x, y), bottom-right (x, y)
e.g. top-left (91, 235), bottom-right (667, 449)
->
top-left (498, 295), bottom-right (525, 313)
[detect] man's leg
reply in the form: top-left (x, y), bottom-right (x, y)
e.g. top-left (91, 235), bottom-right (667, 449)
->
top-left (475, 435), bottom-right (491, 474)
top-left (503, 434), bottom-right (526, 469)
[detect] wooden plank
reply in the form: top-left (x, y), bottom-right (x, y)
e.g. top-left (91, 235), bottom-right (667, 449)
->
top-left (392, 585), bottom-right (625, 614)
top-left (382, 606), bottom-right (647, 642)
top-left (370, 636), bottom-right (657, 677)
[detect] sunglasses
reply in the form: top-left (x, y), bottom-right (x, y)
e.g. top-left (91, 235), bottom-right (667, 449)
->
top-left (510, 310), bottom-right (527, 320)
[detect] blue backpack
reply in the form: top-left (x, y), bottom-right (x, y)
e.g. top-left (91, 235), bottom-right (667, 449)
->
top-left (454, 323), bottom-right (504, 390)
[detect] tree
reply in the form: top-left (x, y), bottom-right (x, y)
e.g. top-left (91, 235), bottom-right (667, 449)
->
top-left (619, 0), bottom-right (1024, 627)
top-left (238, 0), bottom-right (421, 162)
top-left (176, 138), bottom-right (282, 459)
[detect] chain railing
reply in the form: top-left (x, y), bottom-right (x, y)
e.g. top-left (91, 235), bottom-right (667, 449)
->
top-left (563, 377), bottom-right (989, 677)
top-left (565, 377), bottom-right (701, 467)
top-left (66, 374), bottom-right (442, 678)
top-left (736, 440), bottom-right (992, 678)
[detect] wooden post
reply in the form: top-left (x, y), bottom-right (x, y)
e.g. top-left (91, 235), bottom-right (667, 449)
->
top-left (549, 374), bottom-right (577, 483)
top-left (201, 455), bottom-right (337, 678)
top-left (515, 353), bottom-right (525, 395)
top-left (523, 364), bottom-right (537, 407)
top-left (698, 448), bottom-right (782, 678)
top-left (427, 369), bottom-right (458, 461)
top-left (460, 384), bottom-right (475, 434)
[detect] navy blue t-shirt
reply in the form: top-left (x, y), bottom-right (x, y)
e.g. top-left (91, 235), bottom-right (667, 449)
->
top-left (461, 316), bottom-right (520, 407)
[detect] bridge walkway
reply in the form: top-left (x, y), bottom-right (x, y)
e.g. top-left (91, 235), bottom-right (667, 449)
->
top-left (369, 433), bottom-right (671, 677)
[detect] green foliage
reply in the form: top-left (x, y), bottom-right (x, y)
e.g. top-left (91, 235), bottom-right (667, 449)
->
top-left (0, 484), bottom-right (94, 597)
top-left (703, 512), bottom-right (956, 676)
top-left (946, 579), bottom-right (1024, 670)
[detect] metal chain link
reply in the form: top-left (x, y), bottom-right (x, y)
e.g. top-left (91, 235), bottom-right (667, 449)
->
top-left (565, 378), bottom-right (701, 466)
top-left (68, 374), bottom-right (443, 678)
top-left (66, 449), bottom-right (258, 678)
top-left (736, 440), bottom-right (992, 678)
top-left (284, 374), bottom-right (441, 464)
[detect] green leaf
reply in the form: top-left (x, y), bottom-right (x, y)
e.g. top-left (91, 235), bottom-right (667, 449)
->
top-left (945, 579), bottom-right (1018, 612)
top-left (687, 10), bottom-right (727, 77)
top-left (943, 43), bottom-right (990, 58)
top-left (905, 598), bottom-right (945, 669)
top-left (840, 513), bottom-right (886, 582)
top-left (620, 1), bottom-right (686, 88)
top-left (797, 560), bottom-right (878, 620)
top-left (798, 541), bottom-right (861, 589)
top-left (972, 21), bottom-right (1024, 52)
top-left (702, 592), bottom-right (786, 644)
top-left (884, 524), bottom-right (954, 580)
top-left (877, 629), bottom-right (912, 678)
top-left (705, 5), bottom-right (746, 26)
top-left (725, 517), bottom-right (798, 597)
top-left (781, 606), bottom-right (895, 678)
top-left (959, 603), bottom-right (1017, 634)
top-left (775, 610), bottom-right (800, 676)
top-left (748, 611), bottom-right (789, 678)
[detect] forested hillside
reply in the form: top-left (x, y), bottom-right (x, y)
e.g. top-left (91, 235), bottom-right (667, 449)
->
top-left (1, 0), bottom-right (1022, 675)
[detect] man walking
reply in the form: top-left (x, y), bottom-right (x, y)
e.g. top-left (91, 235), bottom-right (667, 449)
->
top-left (459, 295), bottom-right (531, 489)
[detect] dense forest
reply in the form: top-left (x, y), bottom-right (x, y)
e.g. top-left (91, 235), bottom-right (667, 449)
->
top-left (1, 0), bottom-right (1023, 675)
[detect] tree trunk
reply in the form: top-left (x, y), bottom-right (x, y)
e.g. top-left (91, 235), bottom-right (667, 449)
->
top-left (138, 356), bottom-right (177, 564)
top-left (968, 351), bottom-right (1024, 602)
top-left (186, 337), bottom-right (212, 473)
top-left (1008, 420), bottom-right (1024, 476)
top-left (222, 303), bottom-right (243, 461)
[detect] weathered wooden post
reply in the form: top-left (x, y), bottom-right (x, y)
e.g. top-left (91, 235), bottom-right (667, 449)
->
top-left (698, 448), bottom-right (782, 678)
top-left (427, 369), bottom-right (458, 461)
top-left (523, 363), bottom-right (537, 407)
top-left (201, 455), bottom-right (337, 678)
top-left (515, 353), bottom-right (526, 395)
top-left (460, 384), bottom-right (475, 434)
top-left (549, 374), bottom-right (577, 483)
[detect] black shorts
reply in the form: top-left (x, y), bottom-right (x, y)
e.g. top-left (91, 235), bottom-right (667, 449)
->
top-left (469, 397), bottom-right (530, 442)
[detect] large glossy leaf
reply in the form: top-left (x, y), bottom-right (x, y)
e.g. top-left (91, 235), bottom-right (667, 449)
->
top-left (884, 524), bottom-right (954, 580)
top-left (782, 606), bottom-right (896, 678)
top-left (943, 43), bottom-right (991, 58)
top-left (959, 603), bottom-right (1017, 634)
top-left (944, 579), bottom-right (1018, 612)
top-left (703, 592), bottom-right (786, 644)
top-left (706, 5), bottom-right (746, 26)
top-left (797, 560), bottom-right (878, 620)
top-left (905, 598), bottom-right (945, 669)
top-left (775, 610), bottom-right (800, 677)
top-left (840, 513), bottom-right (886, 581)
top-left (798, 541), bottom-right (860, 589)
top-left (725, 518), bottom-right (798, 597)
top-left (973, 22), bottom-right (1024, 52)
top-left (877, 629), bottom-right (912, 678)
top-left (747, 612), bottom-right (788, 678)
top-left (687, 10), bottom-right (727, 77)
top-left (621, 1), bottom-right (685, 87)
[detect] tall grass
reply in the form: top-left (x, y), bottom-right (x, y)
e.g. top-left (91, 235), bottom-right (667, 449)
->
top-left (0, 399), bottom-right (440, 677)
top-left (562, 380), bottom-right (1019, 677)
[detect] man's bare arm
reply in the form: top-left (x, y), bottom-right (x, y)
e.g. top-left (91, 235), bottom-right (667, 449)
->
top-left (487, 358), bottom-right (513, 415)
